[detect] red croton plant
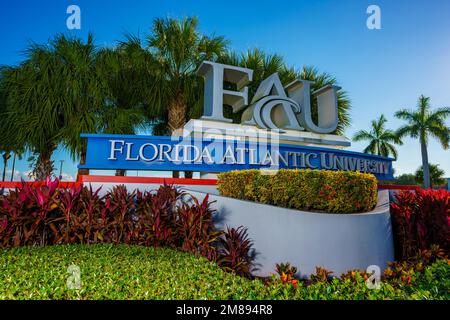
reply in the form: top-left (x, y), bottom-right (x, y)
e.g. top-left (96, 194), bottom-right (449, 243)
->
top-left (390, 188), bottom-right (450, 260)
top-left (0, 178), bottom-right (255, 275)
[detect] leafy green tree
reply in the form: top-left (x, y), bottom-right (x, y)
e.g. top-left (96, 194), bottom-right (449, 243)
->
top-left (394, 173), bottom-right (417, 185)
top-left (395, 95), bottom-right (450, 189)
top-left (353, 114), bottom-right (402, 159)
top-left (415, 163), bottom-right (446, 188)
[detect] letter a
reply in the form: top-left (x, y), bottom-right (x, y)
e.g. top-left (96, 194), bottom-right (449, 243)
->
top-left (366, 5), bottom-right (381, 30)
top-left (66, 5), bottom-right (81, 30)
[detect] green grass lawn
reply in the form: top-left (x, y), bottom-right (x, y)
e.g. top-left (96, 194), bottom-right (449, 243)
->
top-left (0, 245), bottom-right (448, 300)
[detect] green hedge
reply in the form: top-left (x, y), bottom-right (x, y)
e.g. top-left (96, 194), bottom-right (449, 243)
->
top-left (0, 245), bottom-right (448, 300)
top-left (217, 169), bottom-right (378, 213)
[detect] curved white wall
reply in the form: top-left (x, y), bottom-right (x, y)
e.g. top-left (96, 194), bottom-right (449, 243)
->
top-left (188, 189), bottom-right (394, 277)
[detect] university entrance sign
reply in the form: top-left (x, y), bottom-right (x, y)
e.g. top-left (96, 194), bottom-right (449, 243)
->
top-left (79, 61), bottom-right (394, 179)
top-left (79, 134), bottom-right (393, 180)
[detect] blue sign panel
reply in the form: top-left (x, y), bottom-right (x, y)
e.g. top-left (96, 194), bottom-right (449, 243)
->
top-left (79, 134), bottom-right (394, 180)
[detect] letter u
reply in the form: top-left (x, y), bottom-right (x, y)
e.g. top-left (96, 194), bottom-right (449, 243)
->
top-left (286, 80), bottom-right (339, 134)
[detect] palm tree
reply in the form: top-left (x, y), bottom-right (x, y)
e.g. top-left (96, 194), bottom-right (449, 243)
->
top-left (146, 17), bottom-right (228, 135)
top-left (218, 49), bottom-right (351, 135)
top-left (352, 114), bottom-right (402, 159)
top-left (132, 16), bottom-right (228, 178)
top-left (415, 163), bottom-right (446, 188)
top-left (9, 151), bottom-right (22, 181)
top-left (0, 39), bottom-right (70, 179)
top-left (0, 66), bottom-right (26, 181)
top-left (53, 34), bottom-right (111, 177)
top-left (0, 34), bottom-right (149, 179)
top-left (57, 34), bottom-right (154, 177)
top-left (0, 148), bottom-right (23, 182)
top-left (395, 95), bottom-right (450, 189)
top-left (65, 36), bottom-right (150, 177)
top-left (1, 152), bottom-right (11, 182)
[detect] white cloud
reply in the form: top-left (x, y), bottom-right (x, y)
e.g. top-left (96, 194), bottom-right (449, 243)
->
top-left (59, 173), bottom-right (75, 181)
top-left (1, 169), bottom-right (29, 181)
top-left (2, 169), bottom-right (76, 182)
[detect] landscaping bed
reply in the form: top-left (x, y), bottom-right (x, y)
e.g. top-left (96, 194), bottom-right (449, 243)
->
top-left (0, 179), bottom-right (448, 300)
top-left (0, 244), bottom-right (449, 300)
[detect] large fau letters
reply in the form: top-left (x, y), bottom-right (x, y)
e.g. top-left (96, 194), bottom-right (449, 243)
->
top-left (197, 61), bottom-right (340, 134)
top-left (197, 61), bottom-right (253, 123)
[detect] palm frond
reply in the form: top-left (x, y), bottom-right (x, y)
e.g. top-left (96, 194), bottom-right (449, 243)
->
top-left (394, 109), bottom-right (415, 121)
top-left (396, 95), bottom-right (450, 150)
top-left (352, 130), bottom-right (374, 142)
top-left (363, 140), bottom-right (377, 155)
top-left (428, 123), bottom-right (450, 149)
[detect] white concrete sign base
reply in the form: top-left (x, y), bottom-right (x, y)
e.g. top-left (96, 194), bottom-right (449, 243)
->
top-left (187, 189), bottom-right (394, 278)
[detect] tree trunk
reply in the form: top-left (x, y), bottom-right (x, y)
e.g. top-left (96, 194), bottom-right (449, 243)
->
top-left (10, 153), bottom-right (16, 181)
top-left (33, 152), bottom-right (54, 181)
top-left (168, 94), bottom-right (187, 178)
top-left (420, 141), bottom-right (431, 189)
top-left (2, 152), bottom-right (10, 182)
top-left (77, 149), bottom-right (90, 177)
top-left (168, 94), bottom-right (187, 134)
top-left (1, 162), bottom-right (5, 182)
top-left (115, 169), bottom-right (126, 176)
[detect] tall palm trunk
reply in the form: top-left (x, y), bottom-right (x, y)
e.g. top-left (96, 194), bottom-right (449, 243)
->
top-left (115, 169), bottom-right (126, 176)
top-left (172, 170), bottom-right (180, 179)
top-left (168, 93), bottom-right (187, 134)
top-left (420, 140), bottom-right (431, 189)
top-left (168, 94), bottom-right (187, 178)
top-left (10, 153), bottom-right (17, 181)
top-left (2, 152), bottom-right (10, 182)
top-left (34, 151), bottom-right (54, 181)
top-left (77, 149), bottom-right (90, 177)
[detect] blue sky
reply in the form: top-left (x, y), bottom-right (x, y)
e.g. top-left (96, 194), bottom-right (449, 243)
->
top-left (1, 0), bottom-right (449, 180)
